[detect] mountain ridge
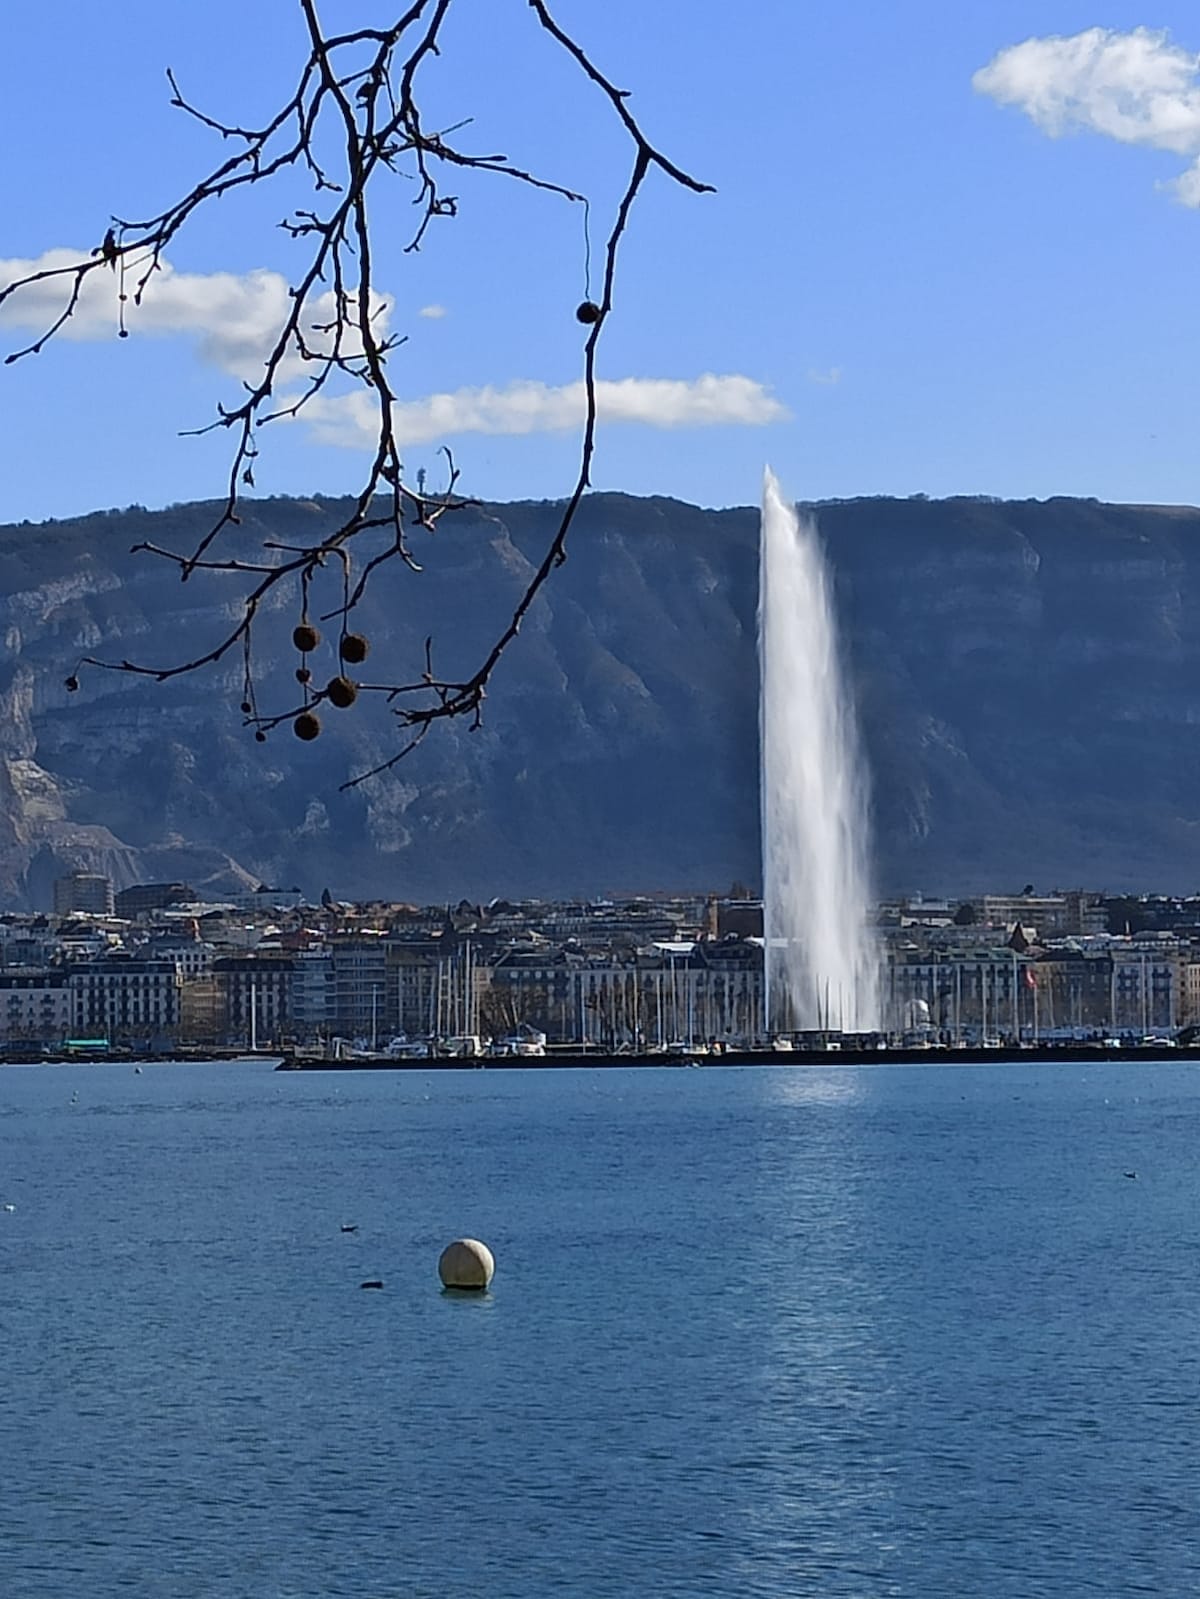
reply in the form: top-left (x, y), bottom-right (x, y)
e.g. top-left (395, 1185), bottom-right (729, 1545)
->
top-left (1, 489), bottom-right (1198, 907)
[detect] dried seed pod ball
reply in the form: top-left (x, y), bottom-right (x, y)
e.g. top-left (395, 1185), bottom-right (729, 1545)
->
top-left (255, 729), bottom-right (267, 743)
top-left (575, 300), bottom-right (601, 325)
top-left (438, 1238), bottom-right (495, 1291)
top-left (240, 700), bottom-right (252, 715)
top-left (293, 711), bottom-right (322, 741)
top-left (295, 667), bottom-right (311, 685)
top-left (64, 675), bottom-right (79, 692)
top-left (326, 675), bottom-right (358, 709)
top-left (339, 633), bottom-right (369, 666)
top-left (293, 623), bottom-right (320, 653)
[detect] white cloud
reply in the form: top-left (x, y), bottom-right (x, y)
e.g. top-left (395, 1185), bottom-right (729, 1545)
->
top-left (0, 248), bottom-right (393, 380)
top-left (807, 366), bottom-right (842, 386)
top-left (418, 303), bottom-right (447, 319)
top-left (297, 374), bottom-right (790, 449)
top-left (0, 249), bottom-right (788, 449)
top-left (974, 27), bottom-right (1200, 203)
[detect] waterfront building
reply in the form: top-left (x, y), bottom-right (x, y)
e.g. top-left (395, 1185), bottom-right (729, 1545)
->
top-left (179, 975), bottom-right (224, 1045)
top-left (483, 945), bottom-right (568, 1040)
top-left (290, 951), bottom-right (331, 1039)
top-left (213, 956), bottom-right (295, 1046)
top-left (68, 956), bottom-right (181, 1042)
top-left (1108, 941), bottom-right (1182, 1034)
top-left (328, 935), bottom-right (394, 1043)
top-left (884, 946), bottom-right (1029, 1039)
top-left (388, 938), bottom-right (445, 1039)
top-left (485, 937), bottom-right (765, 1048)
top-left (881, 936), bottom-right (1182, 1039)
top-left (1019, 950), bottom-right (1116, 1034)
top-left (0, 971), bottom-right (71, 1044)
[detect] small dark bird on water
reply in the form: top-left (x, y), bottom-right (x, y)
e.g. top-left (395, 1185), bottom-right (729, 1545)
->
top-left (341, 1224), bottom-right (359, 1233)
top-left (1124, 1171), bottom-right (1138, 1180)
top-left (360, 1280), bottom-right (384, 1290)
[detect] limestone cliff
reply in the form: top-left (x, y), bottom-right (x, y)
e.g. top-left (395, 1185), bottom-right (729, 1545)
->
top-left (0, 491), bottom-right (1197, 905)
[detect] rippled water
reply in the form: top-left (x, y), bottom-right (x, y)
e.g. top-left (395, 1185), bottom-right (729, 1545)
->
top-left (2, 1059), bottom-right (1199, 1597)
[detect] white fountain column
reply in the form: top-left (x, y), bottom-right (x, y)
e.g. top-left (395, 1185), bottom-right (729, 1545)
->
top-left (759, 469), bottom-right (879, 1034)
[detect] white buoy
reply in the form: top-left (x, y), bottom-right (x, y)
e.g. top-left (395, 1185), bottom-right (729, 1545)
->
top-left (438, 1238), bottom-right (495, 1291)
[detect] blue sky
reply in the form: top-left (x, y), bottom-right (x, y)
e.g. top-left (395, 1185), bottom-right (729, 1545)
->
top-left (3, 1), bottom-right (1200, 521)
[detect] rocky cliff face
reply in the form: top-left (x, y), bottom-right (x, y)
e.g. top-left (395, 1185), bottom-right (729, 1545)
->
top-left (0, 491), bottom-right (1197, 906)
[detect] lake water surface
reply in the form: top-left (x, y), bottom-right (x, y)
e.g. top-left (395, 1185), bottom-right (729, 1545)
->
top-left (2, 1058), bottom-right (1199, 1597)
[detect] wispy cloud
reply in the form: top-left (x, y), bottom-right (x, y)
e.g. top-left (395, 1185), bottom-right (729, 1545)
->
top-left (0, 250), bottom-right (788, 449)
top-left (807, 366), bottom-right (842, 386)
top-left (0, 248), bottom-right (392, 379)
top-left (974, 27), bottom-right (1200, 204)
top-left (298, 374), bottom-right (790, 449)
top-left (418, 303), bottom-right (447, 319)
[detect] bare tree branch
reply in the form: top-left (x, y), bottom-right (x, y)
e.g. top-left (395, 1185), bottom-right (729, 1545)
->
top-left (2, 1), bottom-right (710, 772)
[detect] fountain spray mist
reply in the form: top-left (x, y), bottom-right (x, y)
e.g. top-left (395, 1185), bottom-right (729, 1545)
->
top-left (759, 469), bottom-right (879, 1033)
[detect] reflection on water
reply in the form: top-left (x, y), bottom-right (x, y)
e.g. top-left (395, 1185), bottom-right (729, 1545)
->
top-left (763, 1065), bottom-right (868, 1108)
top-left (2, 1059), bottom-right (1200, 1597)
top-left (736, 1060), bottom-right (898, 1591)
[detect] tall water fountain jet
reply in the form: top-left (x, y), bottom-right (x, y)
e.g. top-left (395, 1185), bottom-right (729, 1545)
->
top-left (759, 469), bottom-right (879, 1034)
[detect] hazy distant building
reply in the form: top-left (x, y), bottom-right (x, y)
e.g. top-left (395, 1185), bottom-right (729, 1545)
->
top-left (143, 936), bottom-right (213, 980)
top-left (53, 871), bottom-right (114, 917)
top-left (963, 893), bottom-right (1104, 939)
top-left (0, 931), bottom-right (61, 970)
top-left (1061, 892), bottom-right (1109, 937)
top-left (230, 887), bottom-right (305, 914)
top-left (114, 882), bottom-right (194, 919)
top-left (716, 899), bottom-right (763, 940)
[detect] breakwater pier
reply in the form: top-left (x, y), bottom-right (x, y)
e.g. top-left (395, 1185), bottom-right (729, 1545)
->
top-left (274, 1039), bottom-right (1200, 1071)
